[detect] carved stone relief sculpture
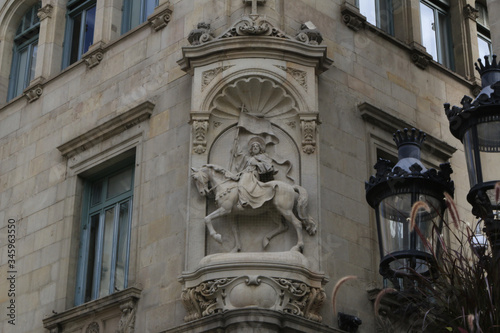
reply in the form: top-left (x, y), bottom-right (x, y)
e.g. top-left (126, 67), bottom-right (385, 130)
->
top-left (191, 161), bottom-right (316, 252)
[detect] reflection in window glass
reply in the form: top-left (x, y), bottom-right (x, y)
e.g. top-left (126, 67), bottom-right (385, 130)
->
top-left (64, 0), bottom-right (96, 68)
top-left (76, 164), bottom-right (134, 305)
top-left (419, 1), bottom-right (453, 69)
top-left (357, 0), bottom-right (394, 35)
top-left (122, 0), bottom-right (159, 34)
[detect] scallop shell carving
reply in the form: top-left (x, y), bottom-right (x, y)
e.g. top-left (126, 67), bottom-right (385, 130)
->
top-left (210, 77), bottom-right (298, 120)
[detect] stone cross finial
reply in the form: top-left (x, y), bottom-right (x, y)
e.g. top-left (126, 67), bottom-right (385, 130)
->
top-left (243, 0), bottom-right (266, 18)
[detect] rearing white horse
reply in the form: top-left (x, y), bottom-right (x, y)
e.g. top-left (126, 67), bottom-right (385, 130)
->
top-left (191, 164), bottom-right (316, 252)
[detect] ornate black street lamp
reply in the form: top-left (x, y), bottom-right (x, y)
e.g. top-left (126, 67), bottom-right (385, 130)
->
top-left (445, 55), bottom-right (500, 262)
top-left (365, 128), bottom-right (454, 281)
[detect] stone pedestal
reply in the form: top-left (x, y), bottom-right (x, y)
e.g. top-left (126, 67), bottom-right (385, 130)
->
top-left (172, 252), bottom-right (340, 333)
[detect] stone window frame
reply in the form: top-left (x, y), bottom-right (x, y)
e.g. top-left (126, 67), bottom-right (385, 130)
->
top-left (74, 158), bottom-right (136, 306)
top-left (55, 100), bottom-right (152, 309)
top-left (359, 101), bottom-right (456, 282)
top-left (475, 1), bottom-right (492, 60)
top-left (341, 0), bottom-right (482, 81)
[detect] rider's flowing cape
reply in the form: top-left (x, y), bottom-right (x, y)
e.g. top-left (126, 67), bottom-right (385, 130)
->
top-left (236, 170), bottom-right (278, 209)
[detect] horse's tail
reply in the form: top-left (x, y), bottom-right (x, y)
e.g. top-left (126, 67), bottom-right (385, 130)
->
top-left (293, 185), bottom-right (317, 235)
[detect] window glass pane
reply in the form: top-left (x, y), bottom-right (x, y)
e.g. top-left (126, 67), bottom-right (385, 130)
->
top-left (29, 44), bottom-right (37, 82)
top-left (437, 11), bottom-right (450, 67)
top-left (85, 214), bottom-right (100, 302)
top-left (115, 201), bottom-right (131, 291)
top-left (23, 9), bottom-right (33, 32)
top-left (420, 2), bottom-right (438, 61)
top-left (83, 5), bottom-right (96, 54)
top-left (90, 181), bottom-right (103, 206)
top-left (107, 168), bottom-right (133, 199)
top-left (144, 0), bottom-right (157, 19)
top-left (70, 13), bottom-right (83, 64)
top-left (129, 0), bottom-right (142, 30)
top-left (99, 207), bottom-right (116, 298)
top-left (15, 49), bottom-right (29, 95)
top-left (478, 35), bottom-right (492, 61)
top-left (359, 0), bottom-right (377, 26)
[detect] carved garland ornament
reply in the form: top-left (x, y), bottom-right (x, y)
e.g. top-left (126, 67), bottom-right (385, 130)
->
top-left (181, 276), bottom-right (325, 322)
top-left (301, 120), bottom-right (316, 154)
top-left (201, 66), bottom-right (234, 91)
top-left (192, 120), bottom-right (209, 154)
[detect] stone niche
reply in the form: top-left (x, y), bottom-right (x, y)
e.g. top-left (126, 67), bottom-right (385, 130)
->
top-left (173, 9), bottom-right (337, 332)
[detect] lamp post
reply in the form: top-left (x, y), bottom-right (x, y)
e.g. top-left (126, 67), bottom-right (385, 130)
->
top-left (445, 55), bottom-right (500, 266)
top-left (365, 128), bottom-right (454, 284)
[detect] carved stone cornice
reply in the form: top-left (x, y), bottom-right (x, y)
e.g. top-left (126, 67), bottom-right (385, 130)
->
top-left (340, 2), bottom-right (366, 32)
top-left (37, 1), bottom-right (54, 20)
top-left (358, 101), bottom-right (457, 161)
top-left (57, 101), bottom-right (154, 157)
top-left (147, 1), bottom-right (173, 31)
top-left (83, 42), bottom-right (105, 69)
top-left (178, 37), bottom-right (332, 74)
top-left (24, 78), bottom-right (44, 103)
top-left (409, 42), bottom-right (432, 69)
top-left (464, 4), bottom-right (479, 21)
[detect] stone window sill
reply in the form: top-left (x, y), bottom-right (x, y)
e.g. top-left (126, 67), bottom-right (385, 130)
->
top-left (43, 287), bottom-right (141, 333)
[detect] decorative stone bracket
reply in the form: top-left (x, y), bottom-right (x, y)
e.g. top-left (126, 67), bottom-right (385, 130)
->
top-left (409, 42), bottom-right (432, 70)
top-left (37, 0), bottom-right (54, 20)
top-left (301, 117), bottom-right (318, 154)
top-left (83, 42), bottom-right (106, 69)
top-left (181, 275), bottom-right (325, 322)
top-left (191, 116), bottom-right (209, 154)
top-left (341, 2), bottom-right (366, 32)
top-left (147, 1), bottom-right (173, 31)
top-left (24, 77), bottom-right (45, 103)
top-left (464, 4), bottom-right (479, 21)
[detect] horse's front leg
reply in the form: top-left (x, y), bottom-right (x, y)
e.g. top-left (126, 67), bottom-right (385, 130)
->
top-left (204, 207), bottom-right (230, 244)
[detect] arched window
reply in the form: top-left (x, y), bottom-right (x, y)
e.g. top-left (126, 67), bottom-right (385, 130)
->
top-left (121, 0), bottom-right (158, 34)
top-left (8, 3), bottom-right (41, 101)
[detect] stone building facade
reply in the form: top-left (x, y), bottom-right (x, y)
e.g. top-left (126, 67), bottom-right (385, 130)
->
top-left (0, 0), bottom-right (496, 332)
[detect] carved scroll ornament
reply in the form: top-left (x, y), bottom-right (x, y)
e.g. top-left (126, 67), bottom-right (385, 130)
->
top-left (181, 276), bottom-right (325, 322)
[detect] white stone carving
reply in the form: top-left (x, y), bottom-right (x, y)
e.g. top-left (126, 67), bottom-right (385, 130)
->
top-left (191, 164), bottom-right (316, 252)
top-left (301, 119), bottom-right (317, 154)
top-left (275, 65), bottom-right (308, 91)
top-left (86, 322), bottom-right (100, 333)
top-left (192, 120), bottom-right (209, 154)
top-left (147, 1), bottom-right (172, 31)
top-left (117, 300), bottom-right (137, 333)
top-left (37, 1), bottom-right (54, 20)
top-left (210, 76), bottom-right (298, 120)
top-left (179, 252), bottom-right (327, 323)
top-left (201, 65), bottom-right (234, 91)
